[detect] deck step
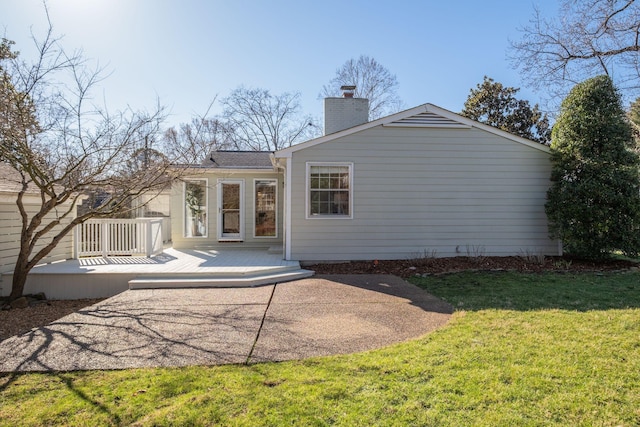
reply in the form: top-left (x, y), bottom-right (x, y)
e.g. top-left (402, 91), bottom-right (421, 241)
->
top-left (128, 269), bottom-right (314, 289)
top-left (128, 264), bottom-right (300, 278)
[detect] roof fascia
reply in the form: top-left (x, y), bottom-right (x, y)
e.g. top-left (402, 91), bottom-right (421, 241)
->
top-left (171, 166), bottom-right (277, 174)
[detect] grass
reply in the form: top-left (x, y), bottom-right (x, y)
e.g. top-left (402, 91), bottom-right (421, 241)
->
top-left (1, 271), bottom-right (639, 426)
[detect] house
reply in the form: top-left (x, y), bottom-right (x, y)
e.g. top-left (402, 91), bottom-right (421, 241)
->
top-left (170, 151), bottom-right (283, 251)
top-left (172, 93), bottom-right (561, 262)
top-left (0, 163), bottom-right (79, 275)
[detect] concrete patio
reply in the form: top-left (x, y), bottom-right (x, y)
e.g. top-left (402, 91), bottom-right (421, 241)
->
top-left (0, 275), bottom-right (453, 372)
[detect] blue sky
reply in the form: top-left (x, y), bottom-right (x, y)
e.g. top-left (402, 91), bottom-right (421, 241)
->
top-left (0, 0), bottom-right (558, 128)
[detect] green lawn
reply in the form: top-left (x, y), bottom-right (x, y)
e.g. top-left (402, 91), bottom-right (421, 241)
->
top-left (1, 271), bottom-right (639, 426)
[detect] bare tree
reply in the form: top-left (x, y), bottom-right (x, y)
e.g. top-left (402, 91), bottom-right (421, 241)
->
top-left (163, 100), bottom-right (235, 164)
top-left (220, 87), bottom-right (317, 151)
top-left (320, 55), bottom-right (404, 120)
top-left (0, 22), bottom-right (173, 301)
top-left (628, 96), bottom-right (640, 154)
top-left (510, 0), bottom-right (640, 105)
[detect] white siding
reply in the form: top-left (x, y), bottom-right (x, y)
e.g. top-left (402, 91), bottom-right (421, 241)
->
top-left (171, 171), bottom-right (283, 250)
top-left (0, 197), bottom-right (75, 275)
top-left (287, 125), bottom-right (558, 261)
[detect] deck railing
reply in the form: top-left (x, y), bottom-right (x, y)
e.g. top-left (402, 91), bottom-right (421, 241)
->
top-left (75, 218), bottom-right (164, 258)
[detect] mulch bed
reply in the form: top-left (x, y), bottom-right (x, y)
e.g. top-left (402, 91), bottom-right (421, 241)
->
top-left (307, 255), bottom-right (640, 279)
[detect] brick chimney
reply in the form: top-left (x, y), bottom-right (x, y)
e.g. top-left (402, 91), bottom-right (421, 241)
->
top-left (323, 85), bottom-right (369, 135)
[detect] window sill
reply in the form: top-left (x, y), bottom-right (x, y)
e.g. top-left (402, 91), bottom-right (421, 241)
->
top-left (306, 215), bottom-right (353, 220)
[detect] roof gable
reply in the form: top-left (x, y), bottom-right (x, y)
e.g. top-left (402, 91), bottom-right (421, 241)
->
top-left (275, 103), bottom-right (550, 157)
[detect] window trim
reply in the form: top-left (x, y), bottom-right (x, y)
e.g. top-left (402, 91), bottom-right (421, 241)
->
top-left (305, 162), bottom-right (353, 219)
top-left (183, 178), bottom-right (208, 238)
top-left (253, 178), bottom-right (278, 239)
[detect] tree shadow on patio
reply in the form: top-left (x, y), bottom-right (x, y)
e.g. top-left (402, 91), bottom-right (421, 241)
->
top-left (0, 287), bottom-right (275, 375)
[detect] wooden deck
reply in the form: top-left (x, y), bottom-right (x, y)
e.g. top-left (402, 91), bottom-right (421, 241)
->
top-left (3, 248), bottom-right (312, 300)
top-left (34, 247), bottom-right (300, 275)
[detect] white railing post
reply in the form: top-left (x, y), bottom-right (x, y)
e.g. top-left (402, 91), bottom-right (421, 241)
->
top-left (146, 220), bottom-right (152, 257)
top-left (73, 223), bottom-right (79, 259)
top-left (101, 221), bottom-right (108, 258)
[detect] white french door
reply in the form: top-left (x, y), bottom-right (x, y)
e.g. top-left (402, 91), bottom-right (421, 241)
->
top-left (218, 179), bottom-right (244, 241)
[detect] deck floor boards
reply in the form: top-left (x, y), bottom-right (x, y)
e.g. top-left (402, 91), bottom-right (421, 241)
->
top-left (29, 247), bottom-right (298, 276)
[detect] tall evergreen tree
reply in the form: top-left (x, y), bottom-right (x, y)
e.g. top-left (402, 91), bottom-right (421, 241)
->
top-left (461, 76), bottom-right (551, 144)
top-left (545, 75), bottom-right (640, 259)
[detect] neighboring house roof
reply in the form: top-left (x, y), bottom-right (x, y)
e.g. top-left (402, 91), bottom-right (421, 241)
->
top-left (275, 103), bottom-right (551, 158)
top-left (0, 162), bottom-right (86, 202)
top-left (200, 151), bottom-right (275, 169)
top-left (0, 162), bottom-right (31, 194)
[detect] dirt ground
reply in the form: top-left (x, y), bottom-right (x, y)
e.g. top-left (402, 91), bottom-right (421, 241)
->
top-left (0, 299), bottom-right (103, 341)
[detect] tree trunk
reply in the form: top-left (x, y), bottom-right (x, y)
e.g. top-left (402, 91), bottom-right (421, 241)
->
top-left (9, 251), bottom-right (29, 301)
top-left (10, 270), bottom-right (27, 301)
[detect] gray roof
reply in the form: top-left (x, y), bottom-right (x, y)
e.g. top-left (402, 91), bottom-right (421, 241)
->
top-left (0, 162), bottom-right (69, 195)
top-left (0, 162), bottom-right (28, 193)
top-left (201, 151), bottom-right (274, 169)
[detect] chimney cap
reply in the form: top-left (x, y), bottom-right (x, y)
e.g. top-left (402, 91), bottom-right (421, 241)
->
top-left (340, 85), bottom-right (356, 98)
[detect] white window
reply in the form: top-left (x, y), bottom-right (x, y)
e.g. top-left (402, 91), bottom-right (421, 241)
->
top-left (254, 179), bottom-right (277, 237)
top-left (184, 179), bottom-right (208, 237)
top-left (306, 162), bottom-right (353, 218)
